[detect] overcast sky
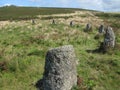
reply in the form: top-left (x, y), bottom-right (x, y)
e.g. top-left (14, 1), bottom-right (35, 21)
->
top-left (0, 0), bottom-right (120, 12)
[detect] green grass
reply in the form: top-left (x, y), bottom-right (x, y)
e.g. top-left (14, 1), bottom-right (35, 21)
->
top-left (95, 12), bottom-right (120, 19)
top-left (0, 9), bottom-right (120, 90)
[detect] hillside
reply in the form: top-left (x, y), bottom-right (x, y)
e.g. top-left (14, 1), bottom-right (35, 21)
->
top-left (0, 6), bottom-right (89, 21)
top-left (0, 7), bottom-right (120, 90)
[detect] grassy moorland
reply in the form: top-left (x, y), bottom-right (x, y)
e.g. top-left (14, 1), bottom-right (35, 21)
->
top-left (0, 6), bottom-right (120, 90)
top-left (0, 6), bottom-right (84, 21)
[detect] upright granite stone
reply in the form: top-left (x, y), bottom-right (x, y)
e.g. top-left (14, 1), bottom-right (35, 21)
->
top-left (32, 19), bottom-right (35, 25)
top-left (84, 23), bottom-right (92, 32)
top-left (52, 19), bottom-right (55, 24)
top-left (43, 45), bottom-right (77, 90)
top-left (70, 21), bottom-right (73, 27)
top-left (104, 26), bottom-right (115, 48)
top-left (98, 25), bottom-right (105, 33)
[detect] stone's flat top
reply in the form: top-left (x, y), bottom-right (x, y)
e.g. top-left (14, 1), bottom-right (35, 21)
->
top-left (49, 45), bottom-right (74, 52)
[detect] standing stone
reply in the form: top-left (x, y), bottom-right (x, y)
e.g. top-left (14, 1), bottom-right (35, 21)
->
top-left (70, 21), bottom-right (73, 27)
top-left (52, 19), bottom-right (55, 24)
top-left (85, 23), bottom-right (92, 32)
top-left (43, 45), bottom-right (77, 90)
top-left (104, 26), bottom-right (115, 48)
top-left (32, 19), bottom-right (35, 25)
top-left (98, 25), bottom-right (105, 33)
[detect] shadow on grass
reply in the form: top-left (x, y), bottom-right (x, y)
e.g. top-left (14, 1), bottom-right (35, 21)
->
top-left (86, 42), bottom-right (107, 54)
top-left (86, 42), bottom-right (120, 55)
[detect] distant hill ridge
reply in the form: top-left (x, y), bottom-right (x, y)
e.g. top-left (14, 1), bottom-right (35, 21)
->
top-left (0, 6), bottom-right (96, 21)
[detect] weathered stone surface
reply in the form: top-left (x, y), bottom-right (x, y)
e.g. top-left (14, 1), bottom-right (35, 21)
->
top-left (43, 45), bottom-right (77, 90)
top-left (104, 26), bottom-right (115, 48)
top-left (98, 25), bottom-right (105, 33)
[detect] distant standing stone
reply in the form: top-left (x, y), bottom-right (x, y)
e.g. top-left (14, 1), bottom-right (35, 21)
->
top-left (104, 26), bottom-right (115, 48)
top-left (43, 45), bottom-right (77, 90)
top-left (85, 23), bottom-right (92, 32)
top-left (32, 19), bottom-right (35, 25)
top-left (70, 21), bottom-right (73, 27)
top-left (98, 25), bottom-right (105, 33)
top-left (52, 19), bottom-right (55, 24)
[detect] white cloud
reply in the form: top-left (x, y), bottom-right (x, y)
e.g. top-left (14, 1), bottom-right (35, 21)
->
top-left (57, 0), bottom-right (120, 12)
top-left (76, 0), bottom-right (104, 11)
top-left (28, 0), bottom-right (120, 12)
top-left (55, 0), bottom-right (104, 10)
top-left (4, 3), bottom-right (12, 6)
